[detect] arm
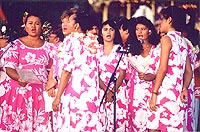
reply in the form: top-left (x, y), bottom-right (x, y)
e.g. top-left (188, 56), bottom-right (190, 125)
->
top-left (149, 36), bottom-right (172, 111)
top-left (5, 67), bottom-right (27, 87)
top-left (99, 75), bottom-right (114, 102)
top-left (138, 72), bottom-right (156, 81)
top-left (115, 69), bottom-right (126, 91)
top-left (46, 66), bottom-right (57, 97)
top-left (180, 56), bottom-right (192, 103)
top-left (52, 70), bottom-right (71, 111)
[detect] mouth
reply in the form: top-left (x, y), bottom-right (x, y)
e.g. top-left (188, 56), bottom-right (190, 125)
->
top-left (31, 29), bottom-right (36, 32)
top-left (137, 35), bottom-right (143, 40)
top-left (106, 35), bottom-right (111, 38)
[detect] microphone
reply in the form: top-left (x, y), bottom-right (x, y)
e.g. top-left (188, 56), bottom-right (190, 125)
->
top-left (116, 45), bottom-right (130, 54)
top-left (139, 39), bottom-right (145, 44)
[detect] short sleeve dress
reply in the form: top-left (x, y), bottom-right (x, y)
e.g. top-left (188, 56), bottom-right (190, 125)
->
top-left (0, 39), bottom-right (56, 132)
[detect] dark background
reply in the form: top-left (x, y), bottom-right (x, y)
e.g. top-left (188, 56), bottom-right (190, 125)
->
top-left (1, 0), bottom-right (96, 33)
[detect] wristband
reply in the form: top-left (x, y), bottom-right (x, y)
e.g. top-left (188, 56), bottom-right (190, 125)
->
top-left (152, 91), bottom-right (158, 95)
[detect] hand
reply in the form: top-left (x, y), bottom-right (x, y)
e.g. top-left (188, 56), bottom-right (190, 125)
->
top-left (149, 94), bottom-right (157, 111)
top-left (47, 88), bottom-right (56, 97)
top-left (18, 78), bottom-right (28, 87)
top-left (52, 97), bottom-right (61, 112)
top-left (45, 78), bottom-right (57, 91)
top-left (106, 90), bottom-right (114, 102)
top-left (180, 89), bottom-right (188, 103)
top-left (138, 72), bottom-right (145, 80)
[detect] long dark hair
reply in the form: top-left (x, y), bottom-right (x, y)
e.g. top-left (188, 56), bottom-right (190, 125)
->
top-left (98, 19), bottom-right (123, 45)
top-left (126, 17), bottom-right (143, 55)
top-left (135, 16), bottom-right (160, 45)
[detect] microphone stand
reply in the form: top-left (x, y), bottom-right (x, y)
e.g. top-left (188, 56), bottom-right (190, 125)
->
top-left (100, 50), bottom-right (125, 132)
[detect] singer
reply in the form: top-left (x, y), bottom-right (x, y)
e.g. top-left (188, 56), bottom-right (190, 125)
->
top-left (0, 12), bottom-right (55, 131)
top-left (97, 19), bottom-right (128, 132)
top-left (126, 16), bottom-right (160, 132)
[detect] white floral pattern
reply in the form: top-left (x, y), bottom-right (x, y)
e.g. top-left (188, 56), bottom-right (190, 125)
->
top-left (97, 44), bottom-right (128, 132)
top-left (0, 39), bottom-right (56, 131)
top-left (146, 31), bottom-right (188, 131)
top-left (52, 32), bottom-right (101, 132)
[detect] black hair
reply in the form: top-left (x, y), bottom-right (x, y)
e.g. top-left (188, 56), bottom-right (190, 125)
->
top-left (126, 17), bottom-right (143, 55)
top-left (87, 14), bottom-right (100, 31)
top-left (73, 10), bottom-right (90, 33)
top-left (97, 19), bottom-right (123, 45)
top-left (160, 6), bottom-right (186, 32)
top-left (51, 26), bottom-right (64, 42)
top-left (24, 11), bottom-right (44, 25)
top-left (111, 16), bottom-right (129, 31)
top-left (134, 16), bottom-right (160, 45)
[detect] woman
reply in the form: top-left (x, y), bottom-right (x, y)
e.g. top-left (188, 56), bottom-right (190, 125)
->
top-left (147, 6), bottom-right (192, 132)
top-left (0, 12), bottom-right (56, 131)
top-left (51, 10), bottom-right (100, 131)
top-left (97, 19), bottom-right (128, 132)
top-left (126, 16), bottom-right (160, 132)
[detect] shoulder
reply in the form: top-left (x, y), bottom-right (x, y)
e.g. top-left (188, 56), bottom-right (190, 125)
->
top-left (160, 35), bottom-right (172, 50)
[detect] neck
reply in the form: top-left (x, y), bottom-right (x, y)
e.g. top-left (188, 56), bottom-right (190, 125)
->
top-left (27, 35), bottom-right (41, 41)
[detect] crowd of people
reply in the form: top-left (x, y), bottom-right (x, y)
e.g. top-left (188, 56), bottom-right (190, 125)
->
top-left (0, 5), bottom-right (199, 132)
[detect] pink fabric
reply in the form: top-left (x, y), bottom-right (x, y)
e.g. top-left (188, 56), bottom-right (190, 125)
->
top-left (183, 39), bottom-right (197, 131)
top-left (97, 44), bottom-right (128, 132)
top-left (0, 39), bottom-right (56, 131)
top-left (52, 32), bottom-right (100, 132)
top-left (146, 31), bottom-right (188, 131)
top-left (126, 45), bottom-right (156, 132)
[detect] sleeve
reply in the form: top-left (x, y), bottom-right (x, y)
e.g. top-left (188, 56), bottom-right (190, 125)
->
top-left (4, 41), bottom-right (20, 69)
top-left (62, 37), bottom-right (81, 73)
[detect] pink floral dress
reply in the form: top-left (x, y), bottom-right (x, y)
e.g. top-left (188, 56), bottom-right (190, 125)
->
top-left (126, 45), bottom-right (157, 132)
top-left (0, 44), bottom-right (12, 118)
top-left (52, 32), bottom-right (101, 132)
top-left (97, 44), bottom-right (128, 132)
top-left (0, 39), bottom-right (56, 132)
top-left (146, 31), bottom-right (188, 131)
top-left (183, 38), bottom-right (197, 131)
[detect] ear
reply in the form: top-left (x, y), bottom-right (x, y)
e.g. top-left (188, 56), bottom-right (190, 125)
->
top-left (74, 23), bottom-right (80, 31)
top-left (167, 17), bottom-right (172, 25)
top-left (54, 37), bottom-right (60, 43)
top-left (148, 30), bottom-right (152, 35)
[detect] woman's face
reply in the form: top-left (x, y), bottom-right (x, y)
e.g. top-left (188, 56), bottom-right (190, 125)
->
top-left (25, 16), bottom-right (42, 37)
top-left (61, 14), bottom-right (76, 36)
top-left (0, 35), bottom-right (8, 48)
top-left (135, 23), bottom-right (151, 41)
top-left (159, 15), bottom-right (168, 33)
top-left (101, 24), bottom-right (115, 43)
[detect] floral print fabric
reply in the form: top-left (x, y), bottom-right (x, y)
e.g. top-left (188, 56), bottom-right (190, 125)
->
top-left (146, 31), bottom-right (188, 131)
top-left (97, 44), bottom-right (128, 132)
top-left (126, 45), bottom-right (157, 132)
top-left (0, 39), bottom-right (56, 132)
top-left (52, 32), bottom-right (101, 132)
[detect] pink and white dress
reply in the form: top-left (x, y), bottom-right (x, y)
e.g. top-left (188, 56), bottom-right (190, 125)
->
top-left (126, 45), bottom-right (157, 132)
top-left (52, 32), bottom-right (101, 132)
top-left (0, 39), bottom-right (56, 132)
top-left (146, 31), bottom-right (188, 131)
top-left (97, 44), bottom-right (128, 132)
